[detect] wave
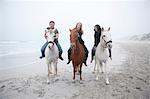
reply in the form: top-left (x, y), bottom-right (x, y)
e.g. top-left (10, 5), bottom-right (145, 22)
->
top-left (0, 40), bottom-right (41, 57)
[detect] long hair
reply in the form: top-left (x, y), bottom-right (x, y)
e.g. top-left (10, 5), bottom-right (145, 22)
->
top-left (75, 22), bottom-right (83, 34)
top-left (94, 24), bottom-right (101, 33)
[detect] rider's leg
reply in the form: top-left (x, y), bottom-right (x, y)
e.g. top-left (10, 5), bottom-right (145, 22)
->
top-left (83, 44), bottom-right (89, 66)
top-left (40, 42), bottom-right (48, 59)
top-left (109, 48), bottom-right (112, 59)
top-left (67, 48), bottom-right (72, 64)
top-left (91, 46), bottom-right (96, 63)
top-left (55, 42), bottom-right (64, 60)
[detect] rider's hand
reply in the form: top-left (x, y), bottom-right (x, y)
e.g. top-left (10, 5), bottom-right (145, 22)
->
top-left (44, 32), bottom-right (48, 38)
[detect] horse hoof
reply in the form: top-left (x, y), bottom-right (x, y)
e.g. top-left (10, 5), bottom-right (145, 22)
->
top-left (106, 81), bottom-right (110, 85)
top-left (96, 77), bottom-right (99, 81)
top-left (47, 79), bottom-right (50, 84)
top-left (72, 80), bottom-right (76, 83)
top-left (79, 80), bottom-right (83, 84)
top-left (47, 81), bottom-right (50, 84)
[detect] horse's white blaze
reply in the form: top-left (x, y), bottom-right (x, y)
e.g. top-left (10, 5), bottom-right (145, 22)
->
top-left (94, 27), bottom-right (112, 85)
top-left (45, 31), bottom-right (59, 84)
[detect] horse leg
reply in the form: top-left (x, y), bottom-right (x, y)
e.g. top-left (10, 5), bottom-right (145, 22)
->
top-left (96, 60), bottom-right (100, 80)
top-left (100, 62), bottom-right (104, 73)
top-left (105, 61), bottom-right (109, 85)
top-left (92, 57), bottom-right (97, 74)
top-left (73, 66), bottom-right (75, 80)
top-left (47, 62), bottom-right (51, 84)
top-left (54, 60), bottom-right (58, 75)
top-left (48, 62), bottom-right (52, 74)
top-left (79, 64), bottom-right (83, 80)
top-left (75, 66), bottom-right (79, 75)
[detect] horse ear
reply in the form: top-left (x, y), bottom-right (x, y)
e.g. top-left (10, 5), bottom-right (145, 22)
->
top-left (69, 29), bottom-right (72, 32)
top-left (101, 27), bottom-right (104, 31)
top-left (108, 27), bottom-right (110, 31)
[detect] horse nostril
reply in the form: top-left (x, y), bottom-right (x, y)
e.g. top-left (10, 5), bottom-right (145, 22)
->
top-left (71, 43), bottom-right (75, 49)
top-left (71, 45), bottom-right (74, 49)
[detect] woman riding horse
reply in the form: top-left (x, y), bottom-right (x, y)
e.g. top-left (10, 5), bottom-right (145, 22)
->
top-left (91, 24), bottom-right (112, 63)
top-left (67, 22), bottom-right (89, 66)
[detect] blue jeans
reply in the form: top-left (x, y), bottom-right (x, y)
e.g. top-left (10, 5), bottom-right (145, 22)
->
top-left (41, 41), bottom-right (63, 57)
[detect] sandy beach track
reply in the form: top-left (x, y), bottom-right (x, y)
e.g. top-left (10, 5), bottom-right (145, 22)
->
top-left (0, 42), bottom-right (150, 99)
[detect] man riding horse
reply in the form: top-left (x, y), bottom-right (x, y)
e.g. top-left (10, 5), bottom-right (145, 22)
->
top-left (40, 21), bottom-right (64, 60)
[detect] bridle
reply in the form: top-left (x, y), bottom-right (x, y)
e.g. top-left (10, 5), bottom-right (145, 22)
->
top-left (70, 31), bottom-right (78, 50)
top-left (48, 41), bottom-right (54, 49)
top-left (101, 35), bottom-right (112, 48)
top-left (48, 41), bottom-right (54, 45)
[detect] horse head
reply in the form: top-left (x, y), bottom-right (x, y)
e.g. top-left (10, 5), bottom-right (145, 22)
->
top-left (46, 30), bottom-right (56, 49)
top-left (69, 28), bottom-right (78, 49)
top-left (101, 27), bottom-right (112, 49)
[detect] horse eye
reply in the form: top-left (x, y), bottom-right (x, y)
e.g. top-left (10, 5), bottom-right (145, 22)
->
top-left (54, 35), bottom-right (56, 37)
top-left (103, 35), bottom-right (105, 37)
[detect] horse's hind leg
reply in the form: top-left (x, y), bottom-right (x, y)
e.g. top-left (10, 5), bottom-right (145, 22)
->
top-left (54, 61), bottom-right (58, 75)
top-left (105, 61), bottom-right (109, 85)
top-left (96, 61), bottom-right (100, 80)
top-left (79, 64), bottom-right (83, 80)
top-left (47, 62), bottom-right (51, 84)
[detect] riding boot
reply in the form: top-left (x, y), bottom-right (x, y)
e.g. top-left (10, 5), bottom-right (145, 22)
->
top-left (67, 48), bottom-right (72, 64)
top-left (109, 48), bottom-right (112, 60)
top-left (84, 47), bottom-right (89, 66)
top-left (59, 53), bottom-right (64, 60)
top-left (91, 46), bottom-right (96, 63)
top-left (84, 55), bottom-right (88, 66)
top-left (39, 51), bottom-right (45, 59)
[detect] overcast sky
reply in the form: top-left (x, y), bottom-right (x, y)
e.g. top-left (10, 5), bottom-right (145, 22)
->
top-left (0, 0), bottom-right (150, 46)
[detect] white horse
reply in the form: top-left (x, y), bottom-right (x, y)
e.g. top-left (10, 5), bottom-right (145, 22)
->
top-left (45, 30), bottom-right (59, 84)
top-left (95, 27), bottom-right (112, 85)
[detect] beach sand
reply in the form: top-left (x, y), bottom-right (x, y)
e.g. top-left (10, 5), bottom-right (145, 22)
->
top-left (0, 42), bottom-right (150, 99)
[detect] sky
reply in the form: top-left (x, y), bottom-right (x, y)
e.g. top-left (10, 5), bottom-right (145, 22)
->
top-left (0, 0), bottom-right (150, 47)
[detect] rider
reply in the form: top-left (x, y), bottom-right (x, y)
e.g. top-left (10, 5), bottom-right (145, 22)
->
top-left (67, 22), bottom-right (89, 66)
top-left (40, 21), bottom-right (64, 60)
top-left (91, 25), bottom-right (112, 63)
top-left (91, 24), bottom-right (101, 63)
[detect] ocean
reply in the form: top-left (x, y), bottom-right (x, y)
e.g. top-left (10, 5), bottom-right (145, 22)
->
top-left (0, 41), bottom-right (41, 70)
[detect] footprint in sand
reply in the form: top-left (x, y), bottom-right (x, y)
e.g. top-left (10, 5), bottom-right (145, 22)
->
top-left (0, 85), bottom-right (5, 92)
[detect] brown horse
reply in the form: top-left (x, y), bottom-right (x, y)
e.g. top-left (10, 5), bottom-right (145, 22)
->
top-left (69, 28), bottom-right (85, 81)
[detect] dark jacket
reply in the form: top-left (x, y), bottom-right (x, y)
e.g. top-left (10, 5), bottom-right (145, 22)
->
top-left (78, 32), bottom-right (84, 45)
top-left (94, 32), bottom-right (101, 47)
